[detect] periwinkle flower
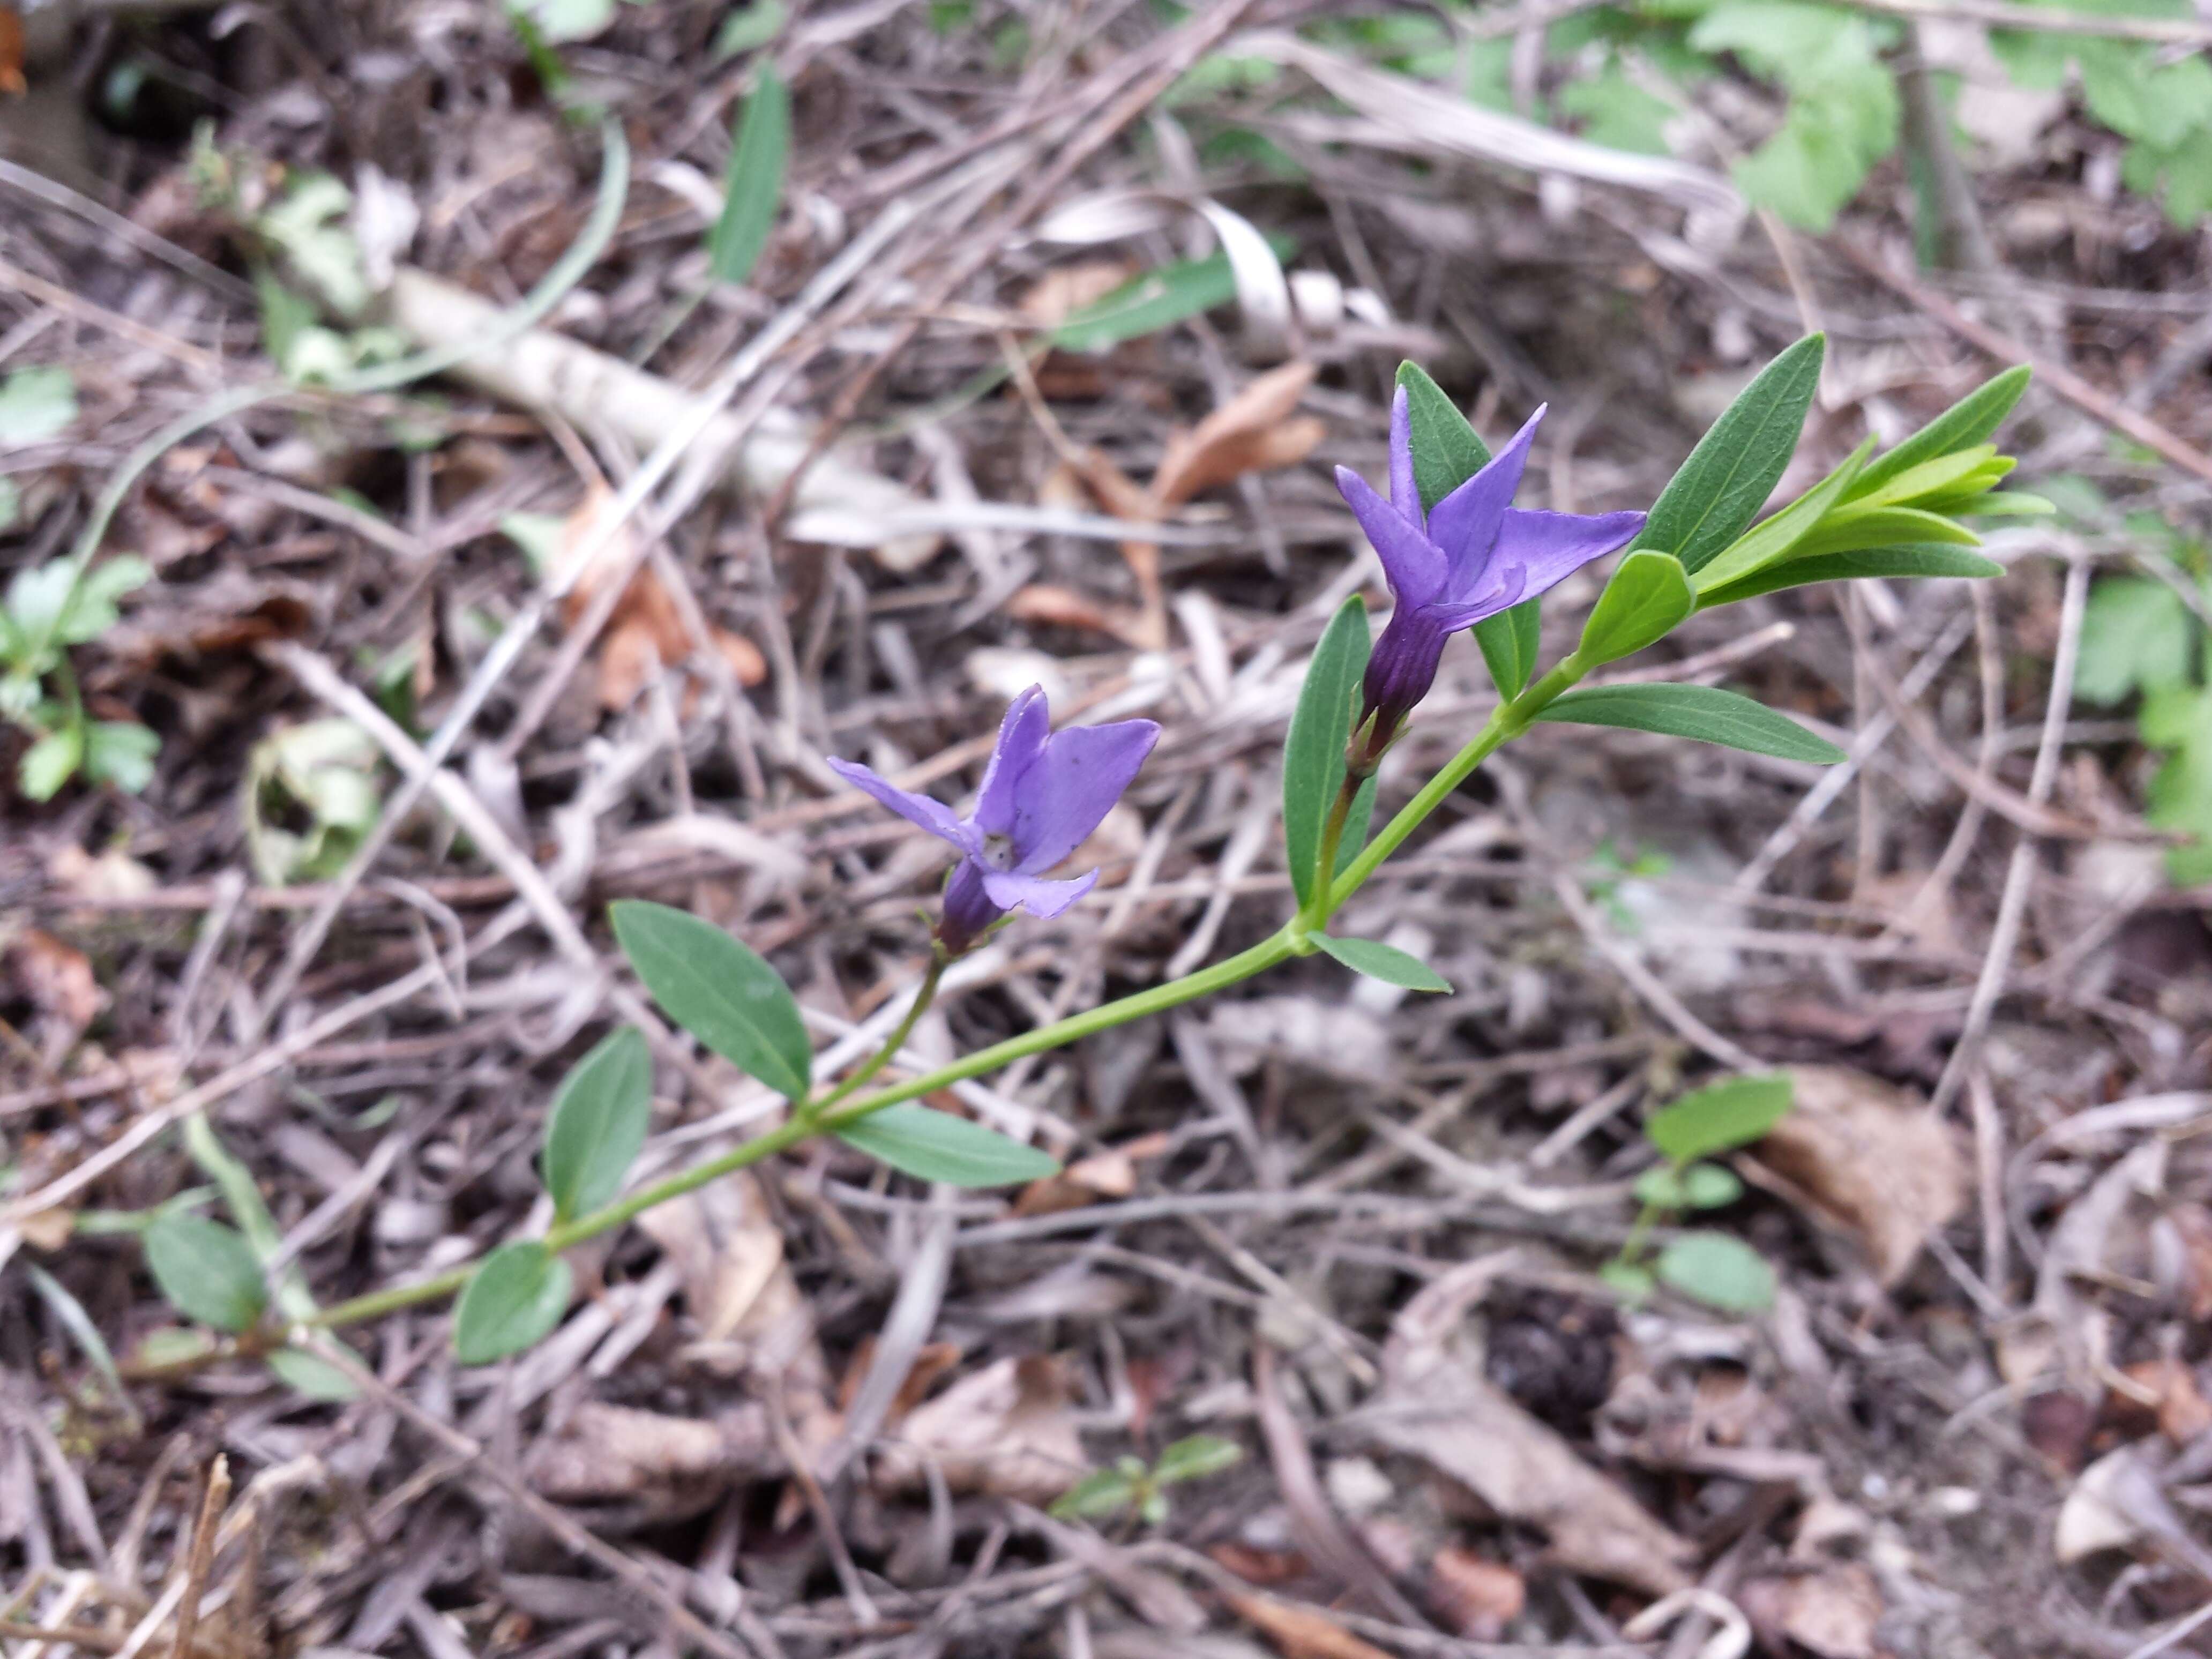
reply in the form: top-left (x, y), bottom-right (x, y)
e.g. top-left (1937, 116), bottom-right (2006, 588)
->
top-left (1338, 391), bottom-right (1647, 755)
top-left (831, 686), bottom-right (1160, 958)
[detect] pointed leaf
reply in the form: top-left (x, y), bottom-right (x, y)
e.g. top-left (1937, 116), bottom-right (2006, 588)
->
top-left (1314, 933), bottom-right (1452, 992)
top-left (1576, 550), bottom-right (1693, 666)
top-left (144, 1214), bottom-right (266, 1333)
top-left (1049, 255), bottom-right (1240, 353)
top-left (541, 1026), bottom-right (654, 1222)
top-left (453, 1242), bottom-right (572, 1364)
top-left (1538, 684), bottom-right (1844, 764)
top-left (1283, 596), bottom-right (1370, 908)
top-left (1474, 596), bottom-right (1542, 697)
top-left (1852, 364), bottom-right (2031, 496)
top-left (1656, 1231), bottom-right (1775, 1313)
top-left (1647, 1073), bottom-right (1794, 1162)
top-left (1691, 436), bottom-right (1875, 593)
top-left (1153, 1434), bottom-right (1245, 1484)
top-left (1395, 362), bottom-right (1491, 513)
top-left (266, 1343), bottom-right (362, 1400)
top-left (611, 900), bottom-right (812, 1100)
top-left (836, 1103), bottom-right (1061, 1187)
top-left (1695, 543), bottom-right (2000, 609)
top-left (1636, 335), bottom-right (1825, 574)
top-left (707, 66), bottom-right (790, 286)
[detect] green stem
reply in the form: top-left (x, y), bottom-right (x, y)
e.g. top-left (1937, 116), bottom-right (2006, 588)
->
top-left (1299, 775), bottom-right (1362, 932)
top-left (1329, 652), bottom-right (1585, 905)
top-left (808, 954), bottom-right (946, 1119)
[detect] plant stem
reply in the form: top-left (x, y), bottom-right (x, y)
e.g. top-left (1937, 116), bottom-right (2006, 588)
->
top-left (806, 954), bottom-right (946, 1119)
top-left (1300, 774), bottom-right (1362, 931)
top-left (306, 650), bottom-right (1594, 1339)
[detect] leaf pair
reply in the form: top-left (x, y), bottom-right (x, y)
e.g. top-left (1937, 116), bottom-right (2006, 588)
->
top-left (613, 900), bottom-right (1060, 1190)
top-left (1609, 1073), bottom-right (1795, 1314)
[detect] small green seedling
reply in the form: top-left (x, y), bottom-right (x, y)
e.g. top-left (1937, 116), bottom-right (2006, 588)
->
top-left (1049, 1435), bottom-right (1244, 1528)
top-left (1603, 1072), bottom-right (1792, 1313)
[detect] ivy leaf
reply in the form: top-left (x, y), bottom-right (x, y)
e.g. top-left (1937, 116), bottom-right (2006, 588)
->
top-left (1283, 596), bottom-right (1370, 908)
top-left (1313, 933), bottom-right (1452, 992)
top-left (836, 1103), bottom-right (1061, 1187)
top-left (453, 1242), bottom-right (573, 1364)
top-left (540, 1026), bottom-right (654, 1223)
top-left (2074, 578), bottom-right (2195, 707)
top-left (1635, 335), bottom-right (1824, 574)
top-left (1646, 1073), bottom-right (1794, 1163)
top-left (1576, 550), bottom-right (1693, 666)
top-left (144, 1214), bottom-right (267, 1333)
top-left (611, 900), bottom-right (812, 1101)
top-left (1656, 1231), bottom-right (1776, 1312)
top-left (707, 66), bottom-right (791, 287)
top-left (1538, 683), bottom-right (1844, 764)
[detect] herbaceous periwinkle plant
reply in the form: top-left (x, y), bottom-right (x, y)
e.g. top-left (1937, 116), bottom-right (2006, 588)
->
top-left (136, 337), bottom-right (2039, 1374)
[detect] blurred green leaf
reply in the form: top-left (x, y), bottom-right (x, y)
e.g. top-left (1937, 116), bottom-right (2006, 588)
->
top-left (1153, 1434), bottom-right (1244, 1484)
top-left (713, 0), bottom-right (787, 57)
top-left (0, 367), bottom-right (77, 445)
top-left (2075, 577), bottom-right (2194, 706)
top-left (1656, 1230), bottom-right (1776, 1312)
top-left (144, 1214), bottom-right (266, 1333)
top-left (454, 1242), bottom-right (572, 1364)
top-left (1313, 934), bottom-right (1452, 993)
top-left (836, 1104), bottom-right (1060, 1187)
top-left (1283, 596), bottom-right (1369, 909)
top-left (1646, 1073), bottom-right (1793, 1163)
top-left (708, 66), bottom-right (791, 286)
top-left (541, 1026), bottom-right (654, 1222)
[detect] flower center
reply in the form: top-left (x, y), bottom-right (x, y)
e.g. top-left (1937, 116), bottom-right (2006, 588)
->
top-left (978, 832), bottom-right (1018, 872)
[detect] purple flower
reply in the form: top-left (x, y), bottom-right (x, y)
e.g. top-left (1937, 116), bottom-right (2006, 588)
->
top-left (830, 686), bottom-right (1160, 956)
top-left (1338, 391), bottom-right (1646, 748)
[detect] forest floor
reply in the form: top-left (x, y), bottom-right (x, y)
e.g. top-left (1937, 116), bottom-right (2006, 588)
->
top-left (3, 2), bottom-right (2211, 1657)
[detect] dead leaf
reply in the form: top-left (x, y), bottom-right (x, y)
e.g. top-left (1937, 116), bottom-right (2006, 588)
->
top-left (1005, 582), bottom-right (1147, 644)
top-left (2116, 1359), bottom-right (2212, 1444)
top-left (1222, 1589), bottom-right (1392, 1659)
top-left (872, 1354), bottom-right (1084, 1504)
top-left (1014, 1133), bottom-right (1167, 1217)
top-left (636, 1171), bottom-right (826, 1394)
top-left (2054, 1445), bottom-right (2147, 1563)
top-left (2164, 1202), bottom-right (2212, 1320)
top-left (837, 1337), bottom-right (962, 1423)
top-left (1752, 1065), bottom-right (1963, 1286)
top-left (556, 485), bottom-right (766, 709)
top-left (1209, 1543), bottom-right (1311, 1586)
top-left (1151, 362), bottom-right (1324, 507)
top-left (1360, 1257), bottom-right (1694, 1597)
top-left (17, 1208), bottom-right (72, 1252)
top-left (47, 845), bottom-right (158, 904)
top-left (1020, 260), bottom-right (1138, 327)
top-left (1739, 1566), bottom-right (1883, 1659)
top-left (0, 6), bottom-right (24, 97)
top-left (6, 931), bottom-right (104, 1030)
top-left (525, 1401), bottom-right (778, 1515)
top-left (1426, 1548), bottom-right (1524, 1639)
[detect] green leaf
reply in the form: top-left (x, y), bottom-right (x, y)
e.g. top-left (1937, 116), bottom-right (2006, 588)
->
top-left (1313, 933), bottom-right (1452, 992)
top-left (1283, 596), bottom-right (1371, 908)
top-left (453, 1242), bottom-right (573, 1364)
top-left (1646, 1072), bottom-right (1793, 1163)
top-left (1050, 255), bottom-right (1246, 353)
top-left (1731, 66), bottom-right (1900, 230)
top-left (1691, 437), bottom-right (1875, 593)
top-left (1153, 1434), bottom-right (1244, 1484)
top-left (1576, 550), bottom-right (1693, 666)
top-left (0, 366), bottom-right (78, 445)
top-left (2075, 577), bottom-right (2195, 707)
top-left (1394, 361), bottom-right (1492, 513)
top-left (1538, 683), bottom-right (1844, 764)
top-left (1637, 335), bottom-right (1825, 574)
top-left (1695, 543), bottom-right (2001, 608)
top-left (611, 900), bottom-right (812, 1101)
top-left (1558, 64), bottom-right (1679, 155)
top-left (708, 66), bottom-right (790, 287)
top-left (1790, 505), bottom-right (1983, 560)
top-left (25, 1264), bottom-right (133, 1419)
top-left (1599, 1259), bottom-right (1656, 1301)
top-left (265, 1343), bottom-right (361, 1400)
top-left (1682, 1163), bottom-right (1746, 1209)
top-left (835, 1103), bottom-right (1061, 1187)
top-left (1656, 1230), bottom-right (1776, 1312)
top-left (19, 725), bottom-right (83, 801)
top-left (540, 1026), bottom-right (654, 1223)
top-left (1050, 1468), bottom-right (1138, 1520)
top-left (84, 721), bottom-right (159, 793)
top-left (0, 479), bottom-right (19, 532)
top-left (1337, 771), bottom-right (1378, 879)
top-left (1474, 597), bottom-right (1542, 697)
top-left (511, 0), bottom-right (618, 43)
top-left (144, 1214), bottom-right (267, 1333)
top-left (713, 0), bottom-right (786, 57)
